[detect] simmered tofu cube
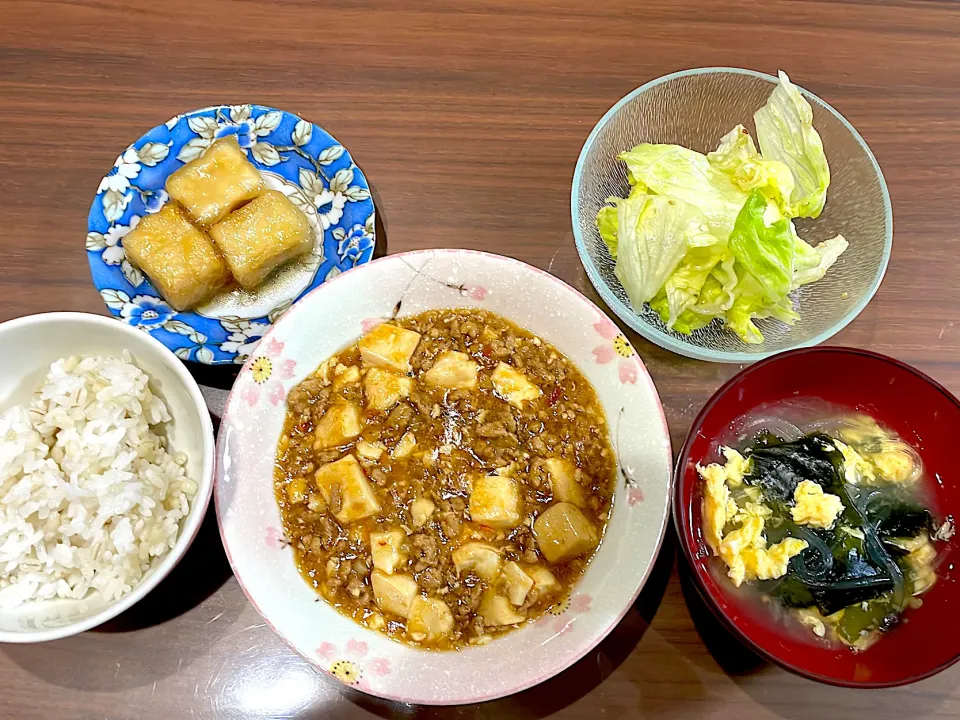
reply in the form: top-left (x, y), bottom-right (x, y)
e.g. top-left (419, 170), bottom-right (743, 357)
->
top-left (314, 402), bottom-right (362, 449)
top-left (364, 367), bottom-right (412, 412)
top-left (543, 458), bottom-right (585, 507)
top-left (371, 569), bottom-right (418, 618)
top-left (491, 362), bottom-right (541, 408)
top-left (469, 474), bottom-right (522, 529)
top-left (528, 566), bottom-right (560, 601)
top-left (122, 203), bottom-right (230, 310)
top-left (479, 589), bottom-right (525, 627)
top-left (423, 350), bottom-right (479, 390)
top-left (452, 542), bottom-right (502, 581)
top-left (332, 365), bottom-right (361, 390)
top-left (358, 324), bottom-right (422, 373)
top-left (407, 596), bottom-right (454, 642)
top-left (209, 190), bottom-right (314, 289)
top-left (410, 497), bottom-right (435, 528)
top-left (392, 431), bottom-right (417, 459)
top-left (355, 440), bottom-right (384, 460)
top-left (370, 530), bottom-right (408, 574)
top-left (314, 455), bottom-right (381, 523)
top-left (165, 136), bottom-right (265, 226)
top-left (533, 502), bottom-right (598, 563)
top-left (501, 561), bottom-right (534, 606)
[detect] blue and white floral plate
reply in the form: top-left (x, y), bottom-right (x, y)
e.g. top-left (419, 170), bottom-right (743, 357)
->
top-left (86, 104), bottom-right (376, 364)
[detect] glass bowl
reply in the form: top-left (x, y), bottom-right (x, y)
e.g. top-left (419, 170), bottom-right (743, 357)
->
top-left (571, 68), bottom-right (892, 363)
top-left (674, 347), bottom-right (960, 686)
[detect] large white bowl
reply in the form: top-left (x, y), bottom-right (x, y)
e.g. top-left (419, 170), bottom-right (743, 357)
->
top-left (216, 249), bottom-right (673, 704)
top-left (0, 312), bottom-right (215, 642)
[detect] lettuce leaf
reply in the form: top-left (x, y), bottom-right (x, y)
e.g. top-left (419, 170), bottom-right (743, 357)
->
top-left (792, 233), bottom-right (848, 288)
top-left (618, 144), bottom-right (748, 236)
top-left (707, 125), bottom-right (795, 210)
top-left (663, 245), bottom-right (729, 326)
top-left (597, 205), bottom-right (619, 258)
top-left (728, 189), bottom-right (795, 302)
top-left (755, 71), bottom-right (831, 219)
top-left (613, 193), bottom-right (719, 309)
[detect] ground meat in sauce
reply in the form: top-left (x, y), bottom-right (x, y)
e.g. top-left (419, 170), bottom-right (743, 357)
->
top-left (274, 308), bottom-right (616, 650)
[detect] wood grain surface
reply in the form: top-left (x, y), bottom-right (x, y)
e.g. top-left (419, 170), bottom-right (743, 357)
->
top-left (3, 0), bottom-right (960, 717)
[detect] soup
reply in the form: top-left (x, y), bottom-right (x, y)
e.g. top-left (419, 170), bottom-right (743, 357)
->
top-left (274, 308), bottom-right (616, 649)
top-left (699, 405), bottom-right (952, 650)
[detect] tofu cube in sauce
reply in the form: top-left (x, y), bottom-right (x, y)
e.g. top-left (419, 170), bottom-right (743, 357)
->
top-left (542, 458), bottom-right (586, 507)
top-left (371, 570), bottom-right (418, 618)
top-left (370, 530), bottom-right (408, 574)
top-left (501, 561), bottom-right (535, 606)
top-left (407, 596), bottom-right (454, 643)
top-left (314, 401), bottom-right (362, 449)
top-left (358, 324), bottom-right (422, 373)
top-left (209, 190), bottom-right (314, 290)
top-left (452, 542), bottom-right (502, 581)
top-left (423, 350), bottom-right (479, 390)
top-left (469, 474), bottom-right (522, 529)
top-left (121, 203), bottom-right (230, 311)
top-left (165, 136), bottom-right (265, 227)
top-left (313, 455), bottom-right (381, 523)
top-left (490, 362), bottom-right (541, 408)
top-left (364, 367), bottom-right (412, 412)
top-left (533, 502), bottom-right (598, 564)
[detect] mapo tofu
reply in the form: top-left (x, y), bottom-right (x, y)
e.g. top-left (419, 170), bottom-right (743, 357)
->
top-left (121, 203), bottom-right (230, 310)
top-left (275, 309), bottom-right (616, 650)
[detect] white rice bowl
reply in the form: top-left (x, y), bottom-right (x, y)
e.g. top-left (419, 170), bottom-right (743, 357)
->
top-left (0, 353), bottom-right (196, 609)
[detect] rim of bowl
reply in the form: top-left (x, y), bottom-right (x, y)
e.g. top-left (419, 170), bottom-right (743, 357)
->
top-left (214, 248), bottom-right (675, 704)
top-left (672, 345), bottom-right (960, 687)
top-left (571, 67), bottom-right (894, 364)
top-left (0, 311), bottom-right (216, 642)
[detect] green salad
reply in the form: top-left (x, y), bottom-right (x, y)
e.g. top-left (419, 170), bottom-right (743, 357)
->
top-left (596, 71), bottom-right (848, 344)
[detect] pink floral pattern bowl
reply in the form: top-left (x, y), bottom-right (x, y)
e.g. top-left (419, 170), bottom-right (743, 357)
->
top-left (215, 249), bottom-right (673, 705)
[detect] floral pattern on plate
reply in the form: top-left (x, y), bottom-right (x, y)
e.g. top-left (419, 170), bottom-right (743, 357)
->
top-left (87, 104), bottom-right (376, 364)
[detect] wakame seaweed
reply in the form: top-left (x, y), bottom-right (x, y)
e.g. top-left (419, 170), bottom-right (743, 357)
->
top-left (743, 433), bottom-right (924, 618)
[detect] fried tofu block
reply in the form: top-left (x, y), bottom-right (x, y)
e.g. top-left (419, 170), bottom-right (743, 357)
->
top-left (543, 458), bottom-right (586, 507)
top-left (314, 401), bottom-right (362, 449)
top-left (407, 596), bottom-right (454, 642)
top-left (209, 190), bottom-right (313, 289)
top-left (364, 367), bottom-right (412, 412)
top-left (479, 589), bottom-right (525, 627)
top-left (533, 502), bottom-right (598, 564)
top-left (370, 530), bottom-right (408, 575)
top-left (314, 455), bottom-right (381, 523)
top-left (501, 561), bottom-right (534, 606)
top-left (122, 203), bottom-right (230, 310)
top-left (371, 570), bottom-right (418, 618)
top-left (423, 350), bottom-right (479, 390)
top-left (358, 324), bottom-right (422, 373)
top-left (452, 542), bottom-right (502, 581)
top-left (469, 474), bottom-right (522, 529)
top-left (165, 136), bottom-right (265, 226)
top-left (491, 362), bottom-right (541, 408)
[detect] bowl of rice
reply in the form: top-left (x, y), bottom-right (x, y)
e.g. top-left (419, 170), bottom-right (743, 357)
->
top-left (0, 312), bottom-right (214, 642)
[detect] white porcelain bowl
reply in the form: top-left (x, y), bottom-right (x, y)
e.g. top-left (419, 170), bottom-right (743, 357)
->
top-left (216, 250), bottom-right (673, 704)
top-left (0, 312), bottom-right (215, 642)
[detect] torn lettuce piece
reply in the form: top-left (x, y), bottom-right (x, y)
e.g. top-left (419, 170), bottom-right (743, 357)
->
top-left (728, 189), bottom-right (796, 303)
top-left (663, 245), bottom-right (730, 326)
top-left (755, 71), bottom-right (831, 219)
top-left (612, 193), bottom-right (719, 310)
top-left (596, 205), bottom-right (619, 258)
top-left (618, 144), bottom-right (749, 236)
top-left (792, 233), bottom-right (849, 288)
top-left (708, 125), bottom-right (796, 210)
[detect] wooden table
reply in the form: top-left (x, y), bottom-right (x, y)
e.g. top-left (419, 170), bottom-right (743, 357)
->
top-left (3, 0), bottom-right (960, 717)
